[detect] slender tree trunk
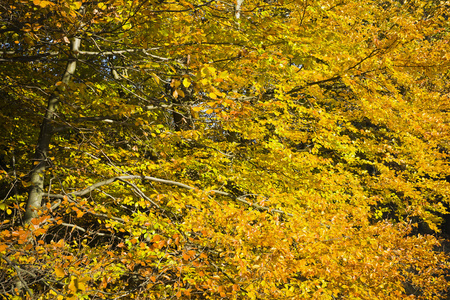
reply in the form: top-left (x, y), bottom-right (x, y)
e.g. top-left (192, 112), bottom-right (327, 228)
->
top-left (235, 0), bottom-right (244, 19)
top-left (24, 37), bottom-right (81, 225)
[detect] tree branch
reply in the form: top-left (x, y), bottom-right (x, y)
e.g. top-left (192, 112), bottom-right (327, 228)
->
top-left (117, 178), bottom-right (160, 209)
top-left (50, 175), bottom-right (292, 216)
top-left (1, 256), bottom-right (34, 297)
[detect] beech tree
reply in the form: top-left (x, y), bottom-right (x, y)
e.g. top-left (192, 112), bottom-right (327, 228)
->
top-left (1, 0), bottom-right (449, 299)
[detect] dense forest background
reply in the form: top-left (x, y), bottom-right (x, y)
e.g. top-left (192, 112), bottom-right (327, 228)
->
top-left (0, 0), bottom-right (449, 299)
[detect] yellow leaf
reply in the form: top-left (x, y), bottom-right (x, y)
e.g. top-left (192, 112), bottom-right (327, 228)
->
top-left (72, 1), bottom-right (82, 9)
top-left (78, 277), bottom-right (89, 292)
top-left (218, 71), bottom-right (229, 79)
top-left (68, 277), bottom-right (77, 292)
top-left (211, 86), bottom-right (222, 96)
top-left (68, 276), bottom-right (89, 293)
top-left (209, 92), bottom-right (217, 99)
top-left (55, 266), bottom-right (65, 277)
top-left (98, 2), bottom-right (107, 10)
top-left (182, 77), bottom-right (191, 88)
top-left (151, 73), bottom-right (160, 84)
top-left (192, 106), bottom-right (203, 112)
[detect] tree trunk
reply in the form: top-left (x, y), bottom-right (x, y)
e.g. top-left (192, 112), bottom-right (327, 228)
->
top-left (24, 37), bottom-right (81, 225)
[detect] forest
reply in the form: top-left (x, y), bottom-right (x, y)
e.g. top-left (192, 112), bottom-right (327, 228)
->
top-left (0, 0), bottom-right (449, 299)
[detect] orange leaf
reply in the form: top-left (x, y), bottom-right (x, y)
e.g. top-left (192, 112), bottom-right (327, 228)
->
top-left (39, 0), bottom-right (51, 7)
top-left (0, 244), bottom-right (8, 252)
top-left (157, 240), bottom-right (165, 249)
top-left (176, 89), bottom-right (185, 98)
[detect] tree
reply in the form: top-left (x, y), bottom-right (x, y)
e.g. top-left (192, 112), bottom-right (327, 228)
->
top-left (1, 0), bottom-right (449, 299)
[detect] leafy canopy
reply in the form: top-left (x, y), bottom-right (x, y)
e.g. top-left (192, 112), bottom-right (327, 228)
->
top-left (0, 0), bottom-right (449, 299)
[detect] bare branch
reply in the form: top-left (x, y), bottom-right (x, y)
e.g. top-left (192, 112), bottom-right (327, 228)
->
top-left (49, 175), bottom-right (292, 216)
top-left (117, 178), bottom-right (160, 209)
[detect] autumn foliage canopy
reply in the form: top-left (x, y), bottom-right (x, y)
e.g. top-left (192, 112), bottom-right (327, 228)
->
top-left (0, 0), bottom-right (449, 299)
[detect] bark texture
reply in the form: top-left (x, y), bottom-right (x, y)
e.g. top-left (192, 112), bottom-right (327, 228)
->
top-left (24, 38), bottom-right (81, 224)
